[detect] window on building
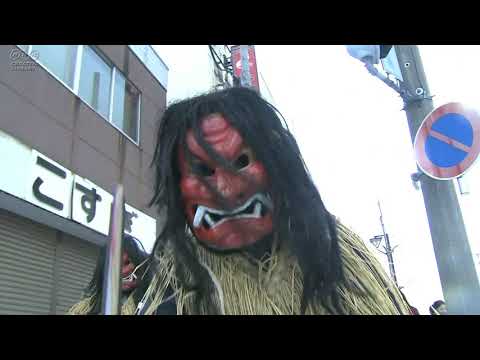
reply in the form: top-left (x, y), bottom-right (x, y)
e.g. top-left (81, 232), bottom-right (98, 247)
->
top-left (30, 45), bottom-right (77, 89)
top-left (78, 46), bottom-right (113, 119)
top-left (112, 71), bottom-right (140, 142)
top-left (17, 45), bottom-right (29, 52)
top-left (18, 45), bottom-right (141, 144)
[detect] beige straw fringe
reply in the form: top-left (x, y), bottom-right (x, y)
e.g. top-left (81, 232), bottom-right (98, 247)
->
top-left (67, 293), bottom-right (139, 315)
top-left (142, 221), bottom-right (411, 315)
top-left (67, 296), bottom-right (95, 315)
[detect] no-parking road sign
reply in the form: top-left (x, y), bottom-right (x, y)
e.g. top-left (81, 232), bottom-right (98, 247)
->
top-left (414, 102), bottom-right (480, 180)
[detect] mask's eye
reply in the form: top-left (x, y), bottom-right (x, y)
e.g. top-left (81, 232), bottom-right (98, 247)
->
top-left (191, 161), bottom-right (215, 177)
top-left (234, 153), bottom-right (250, 170)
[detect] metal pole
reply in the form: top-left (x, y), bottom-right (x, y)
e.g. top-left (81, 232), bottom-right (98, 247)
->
top-left (394, 45), bottom-right (480, 314)
top-left (102, 184), bottom-right (125, 315)
top-left (384, 233), bottom-right (398, 286)
top-left (378, 202), bottom-right (398, 285)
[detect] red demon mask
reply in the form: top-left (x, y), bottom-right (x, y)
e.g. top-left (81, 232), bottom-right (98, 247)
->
top-left (178, 114), bottom-right (273, 251)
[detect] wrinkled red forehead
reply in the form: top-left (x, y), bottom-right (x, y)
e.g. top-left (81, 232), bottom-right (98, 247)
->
top-left (185, 114), bottom-right (244, 162)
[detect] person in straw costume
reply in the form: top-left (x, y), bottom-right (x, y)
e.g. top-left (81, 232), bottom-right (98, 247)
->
top-left (77, 87), bottom-right (411, 315)
top-left (68, 235), bottom-right (151, 315)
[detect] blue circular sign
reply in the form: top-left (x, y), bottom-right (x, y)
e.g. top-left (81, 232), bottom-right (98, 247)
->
top-left (425, 113), bottom-right (473, 167)
top-left (414, 103), bottom-right (480, 180)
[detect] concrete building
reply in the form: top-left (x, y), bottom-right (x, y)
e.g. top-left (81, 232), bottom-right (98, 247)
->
top-left (0, 45), bottom-right (168, 314)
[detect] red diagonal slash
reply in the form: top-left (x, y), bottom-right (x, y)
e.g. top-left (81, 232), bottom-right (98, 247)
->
top-left (429, 129), bottom-right (471, 153)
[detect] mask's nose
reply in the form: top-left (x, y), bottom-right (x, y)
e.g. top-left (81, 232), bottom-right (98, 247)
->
top-left (215, 169), bottom-right (249, 206)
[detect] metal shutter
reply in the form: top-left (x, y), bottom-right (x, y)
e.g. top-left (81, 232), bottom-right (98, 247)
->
top-left (0, 209), bottom-right (56, 315)
top-left (55, 234), bottom-right (99, 314)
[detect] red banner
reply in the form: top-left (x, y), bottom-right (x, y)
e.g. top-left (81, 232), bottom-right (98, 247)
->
top-left (231, 45), bottom-right (260, 92)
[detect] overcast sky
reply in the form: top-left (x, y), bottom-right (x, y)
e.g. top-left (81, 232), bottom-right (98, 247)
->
top-left (153, 45), bottom-right (480, 314)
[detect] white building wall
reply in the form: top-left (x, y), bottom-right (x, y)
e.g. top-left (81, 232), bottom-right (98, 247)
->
top-left (152, 45), bottom-right (216, 104)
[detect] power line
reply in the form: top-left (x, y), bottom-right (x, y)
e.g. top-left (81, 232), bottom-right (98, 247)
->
top-left (259, 71), bottom-right (276, 104)
top-left (208, 45), bottom-right (233, 75)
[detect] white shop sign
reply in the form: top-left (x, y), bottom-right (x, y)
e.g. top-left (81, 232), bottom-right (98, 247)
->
top-left (124, 203), bottom-right (157, 252)
top-left (71, 175), bottom-right (113, 236)
top-left (26, 150), bottom-right (74, 219)
top-left (0, 130), bottom-right (156, 252)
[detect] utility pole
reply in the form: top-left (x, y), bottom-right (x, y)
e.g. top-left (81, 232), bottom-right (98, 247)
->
top-left (378, 202), bottom-right (398, 286)
top-left (370, 201), bottom-right (398, 286)
top-left (394, 45), bottom-right (480, 314)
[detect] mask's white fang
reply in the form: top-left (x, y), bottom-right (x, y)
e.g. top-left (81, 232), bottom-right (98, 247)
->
top-left (192, 193), bottom-right (272, 229)
top-left (254, 202), bottom-right (262, 217)
top-left (193, 206), bottom-right (206, 228)
top-left (204, 213), bottom-right (215, 227)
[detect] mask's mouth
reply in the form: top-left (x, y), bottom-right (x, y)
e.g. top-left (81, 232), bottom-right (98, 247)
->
top-left (192, 193), bottom-right (273, 230)
top-left (121, 259), bottom-right (148, 288)
top-left (122, 273), bottom-right (137, 284)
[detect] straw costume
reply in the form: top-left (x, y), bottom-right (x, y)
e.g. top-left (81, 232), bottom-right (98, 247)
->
top-left (89, 87), bottom-right (411, 315)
